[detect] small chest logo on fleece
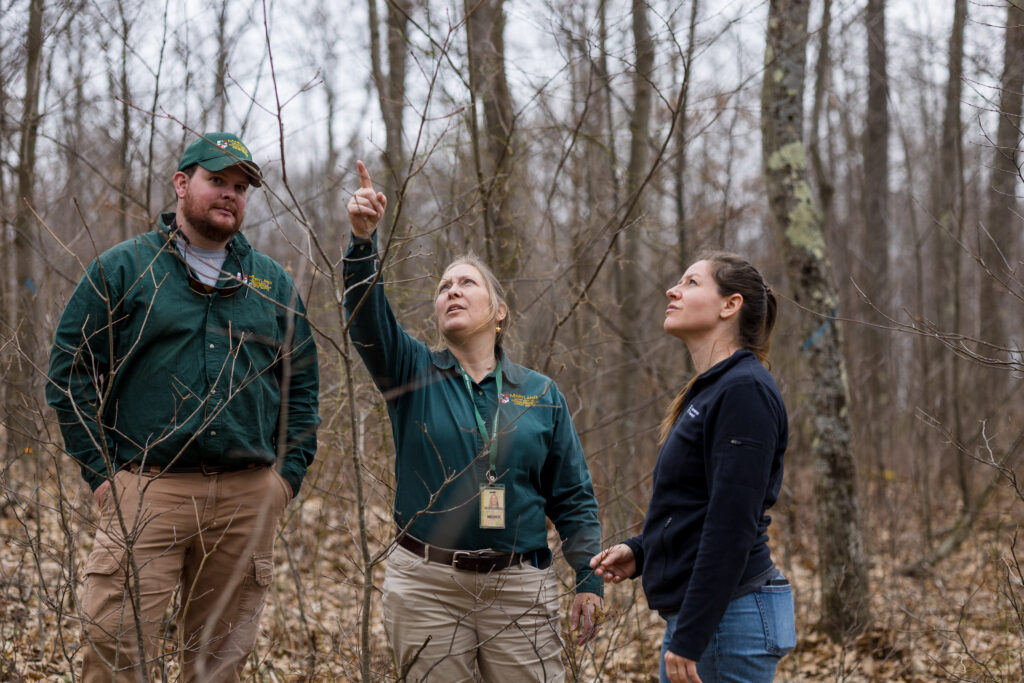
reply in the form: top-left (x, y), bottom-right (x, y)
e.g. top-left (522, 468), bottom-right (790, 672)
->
top-left (686, 405), bottom-right (700, 419)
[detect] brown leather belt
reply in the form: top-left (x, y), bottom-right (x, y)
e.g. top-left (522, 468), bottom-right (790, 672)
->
top-left (128, 462), bottom-right (268, 476)
top-left (396, 532), bottom-right (549, 573)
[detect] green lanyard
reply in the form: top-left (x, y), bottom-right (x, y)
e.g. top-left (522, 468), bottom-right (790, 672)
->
top-left (460, 362), bottom-right (502, 482)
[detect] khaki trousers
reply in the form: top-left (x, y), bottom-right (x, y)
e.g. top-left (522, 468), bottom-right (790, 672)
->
top-left (80, 466), bottom-right (291, 682)
top-left (382, 544), bottom-right (565, 682)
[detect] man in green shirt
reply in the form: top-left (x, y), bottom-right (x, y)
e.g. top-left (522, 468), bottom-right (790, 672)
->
top-left (47, 132), bottom-right (319, 682)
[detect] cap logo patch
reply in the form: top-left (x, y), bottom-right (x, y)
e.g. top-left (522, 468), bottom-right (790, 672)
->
top-left (217, 139), bottom-right (250, 157)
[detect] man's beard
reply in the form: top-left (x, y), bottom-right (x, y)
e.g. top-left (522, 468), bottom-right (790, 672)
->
top-left (181, 195), bottom-right (243, 244)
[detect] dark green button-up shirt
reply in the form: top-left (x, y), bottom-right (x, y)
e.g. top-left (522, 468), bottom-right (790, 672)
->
top-left (344, 235), bottom-right (601, 594)
top-left (46, 213), bottom-right (320, 496)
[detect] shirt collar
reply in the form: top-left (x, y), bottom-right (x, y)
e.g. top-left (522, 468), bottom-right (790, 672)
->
top-left (430, 347), bottom-right (526, 386)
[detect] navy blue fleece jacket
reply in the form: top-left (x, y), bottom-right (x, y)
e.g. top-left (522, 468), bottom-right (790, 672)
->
top-left (624, 350), bottom-right (787, 660)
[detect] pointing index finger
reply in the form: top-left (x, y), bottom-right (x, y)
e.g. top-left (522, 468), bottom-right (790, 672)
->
top-left (357, 160), bottom-right (374, 190)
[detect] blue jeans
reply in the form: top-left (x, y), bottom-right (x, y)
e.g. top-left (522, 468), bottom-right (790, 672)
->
top-left (660, 582), bottom-right (796, 683)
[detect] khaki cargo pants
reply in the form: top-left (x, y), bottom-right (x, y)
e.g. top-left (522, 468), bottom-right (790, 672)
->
top-left (80, 465), bottom-right (291, 682)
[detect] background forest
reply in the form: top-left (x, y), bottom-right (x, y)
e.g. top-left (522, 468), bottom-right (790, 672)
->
top-left (2, 0), bottom-right (1023, 680)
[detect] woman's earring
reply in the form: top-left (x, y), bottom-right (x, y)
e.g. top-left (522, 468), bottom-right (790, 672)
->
top-left (496, 325), bottom-right (502, 333)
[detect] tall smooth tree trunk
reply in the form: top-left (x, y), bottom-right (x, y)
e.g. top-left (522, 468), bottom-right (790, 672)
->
top-left (981, 1), bottom-right (1024, 365)
top-left (761, 0), bottom-right (871, 641)
top-left (381, 0), bottom-right (412, 191)
top-left (857, 0), bottom-right (890, 466)
top-left (8, 0), bottom-right (45, 459)
top-left (368, 0), bottom-right (412, 280)
top-left (925, 0), bottom-right (962, 544)
top-left (919, 0), bottom-right (966, 550)
top-left (613, 0), bottom-right (654, 463)
top-left (116, 0), bottom-right (131, 241)
top-left (674, 0), bottom-right (699, 268)
top-left (465, 0), bottom-right (521, 284)
top-left (921, 0), bottom-right (972, 510)
top-left (214, 0), bottom-right (229, 130)
top-left (1, 23), bottom-right (10, 457)
top-left (809, 0), bottom-right (834, 227)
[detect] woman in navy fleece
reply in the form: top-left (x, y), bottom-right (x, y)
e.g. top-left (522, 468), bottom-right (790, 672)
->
top-left (591, 252), bottom-right (796, 683)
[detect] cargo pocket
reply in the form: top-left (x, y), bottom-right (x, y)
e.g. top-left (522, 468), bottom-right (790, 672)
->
top-left (81, 548), bottom-right (125, 627)
top-left (237, 551), bottom-right (275, 620)
top-left (85, 547), bottom-right (123, 575)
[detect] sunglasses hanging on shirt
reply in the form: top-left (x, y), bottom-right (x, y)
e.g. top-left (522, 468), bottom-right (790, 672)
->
top-left (171, 219), bottom-right (249, 297)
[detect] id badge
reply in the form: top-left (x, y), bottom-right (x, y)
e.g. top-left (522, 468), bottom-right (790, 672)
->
top-left (480, 484), bottom-right (505, 529)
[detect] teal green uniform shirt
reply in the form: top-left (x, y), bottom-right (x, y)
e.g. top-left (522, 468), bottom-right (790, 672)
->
top-left (344, 235), bottom-right (601, 595)
top-left (46, 213), bottom-right (320, 496)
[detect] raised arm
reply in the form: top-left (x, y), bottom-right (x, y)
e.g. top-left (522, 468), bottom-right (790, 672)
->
top-left (342, 161), bottom-right (423, 392)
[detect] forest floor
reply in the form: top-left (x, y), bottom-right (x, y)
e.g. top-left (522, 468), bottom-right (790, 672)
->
top-left (1, 470), bottom-right (1022, 682)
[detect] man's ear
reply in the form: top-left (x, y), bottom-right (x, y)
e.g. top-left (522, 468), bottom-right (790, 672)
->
top-left (720, 293), bottom-right (743, 320)
top-left (172, 171), bottom-right (189, 199)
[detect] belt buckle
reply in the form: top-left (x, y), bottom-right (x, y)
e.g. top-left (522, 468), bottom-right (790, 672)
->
top-left (452, 550), bottom-right (489, 572)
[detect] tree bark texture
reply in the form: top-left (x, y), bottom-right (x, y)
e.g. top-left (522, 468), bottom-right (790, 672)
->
top-left (465, 0), bottom-right (521, 283)
top-left (917, 0), bottom-right (966, 546)
top-left (674, 0), bottom-right (700, 269)
top-left (856, 0), bottom-right (891, 463)
top-left (613, 0), bottom-right (655, 461)
top-left (368, 0), bottom-right (412, 209)
top-left (808, 0), bottom-right (834, 227)
top-left (368, 0), bottom-right (412, 282)
top-left (929, 0), bottom-right (973, 508)
top-left (981, 0), bottom-right (1024, 353)
top-left (760, 0), bottom-right (872, 641)
top-left (11, 0), bottom-right (45, 419)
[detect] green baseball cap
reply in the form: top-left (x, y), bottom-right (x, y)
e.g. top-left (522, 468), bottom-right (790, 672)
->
top-left (177, 132), bottom-right (263, 187)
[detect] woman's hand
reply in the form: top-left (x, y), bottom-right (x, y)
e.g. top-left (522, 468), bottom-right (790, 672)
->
top-left (589, 543), bottom-right (636, 583)
top-left (664, 650), bottom-right (702, 683)
top-left (93, 480), bottom-right (110, 507)
top-left (570, 592), bottom-right (602, 645)
top-left (347, 160), bottom-right (387, 239)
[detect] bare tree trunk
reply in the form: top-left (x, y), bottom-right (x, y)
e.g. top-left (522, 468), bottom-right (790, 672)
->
top-left (9, 0), bottom-right (45, 458)
top-left (368, 0), bottom-right (412, 279)
top-left (0, 28), bottom-right (10, 458)
top-left (215, 0), bottom-right (229, 130)
top-left (761, 0), bottom-right (871, 642)
top-left (116, 0), bottom-right (131, 242)
top-left (143, 0), bottom-right (170, 218)
top-left (613, 0), bottom-right (654, 468)
top-left (920, 0), bottom-right (966, 552)
top-left (856, 0), bottom-right (891, 468)
top-left (465, 0), bottom-right (521, 283)
top-left (808, 0), bottom-right (834, 226)
top-left (372, 0), bottom-right (412, 191)
top-left (981, 0), bottom-right (1024, 367)
top-left (674, 0), bottom-right (699, 268)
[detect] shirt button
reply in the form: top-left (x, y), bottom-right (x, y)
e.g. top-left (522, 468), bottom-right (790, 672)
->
top-left (210, 430), bottom-right (217, 436)
top-left (209, 343), bottom-right (215, 349)
top-left (477, 390), bottom-right (483, 396)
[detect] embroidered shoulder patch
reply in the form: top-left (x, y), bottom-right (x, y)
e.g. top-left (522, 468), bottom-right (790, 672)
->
top-left (249, 276), bottom-right (272, 291)
top-left (507, 393), bottom-right (539, 407)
